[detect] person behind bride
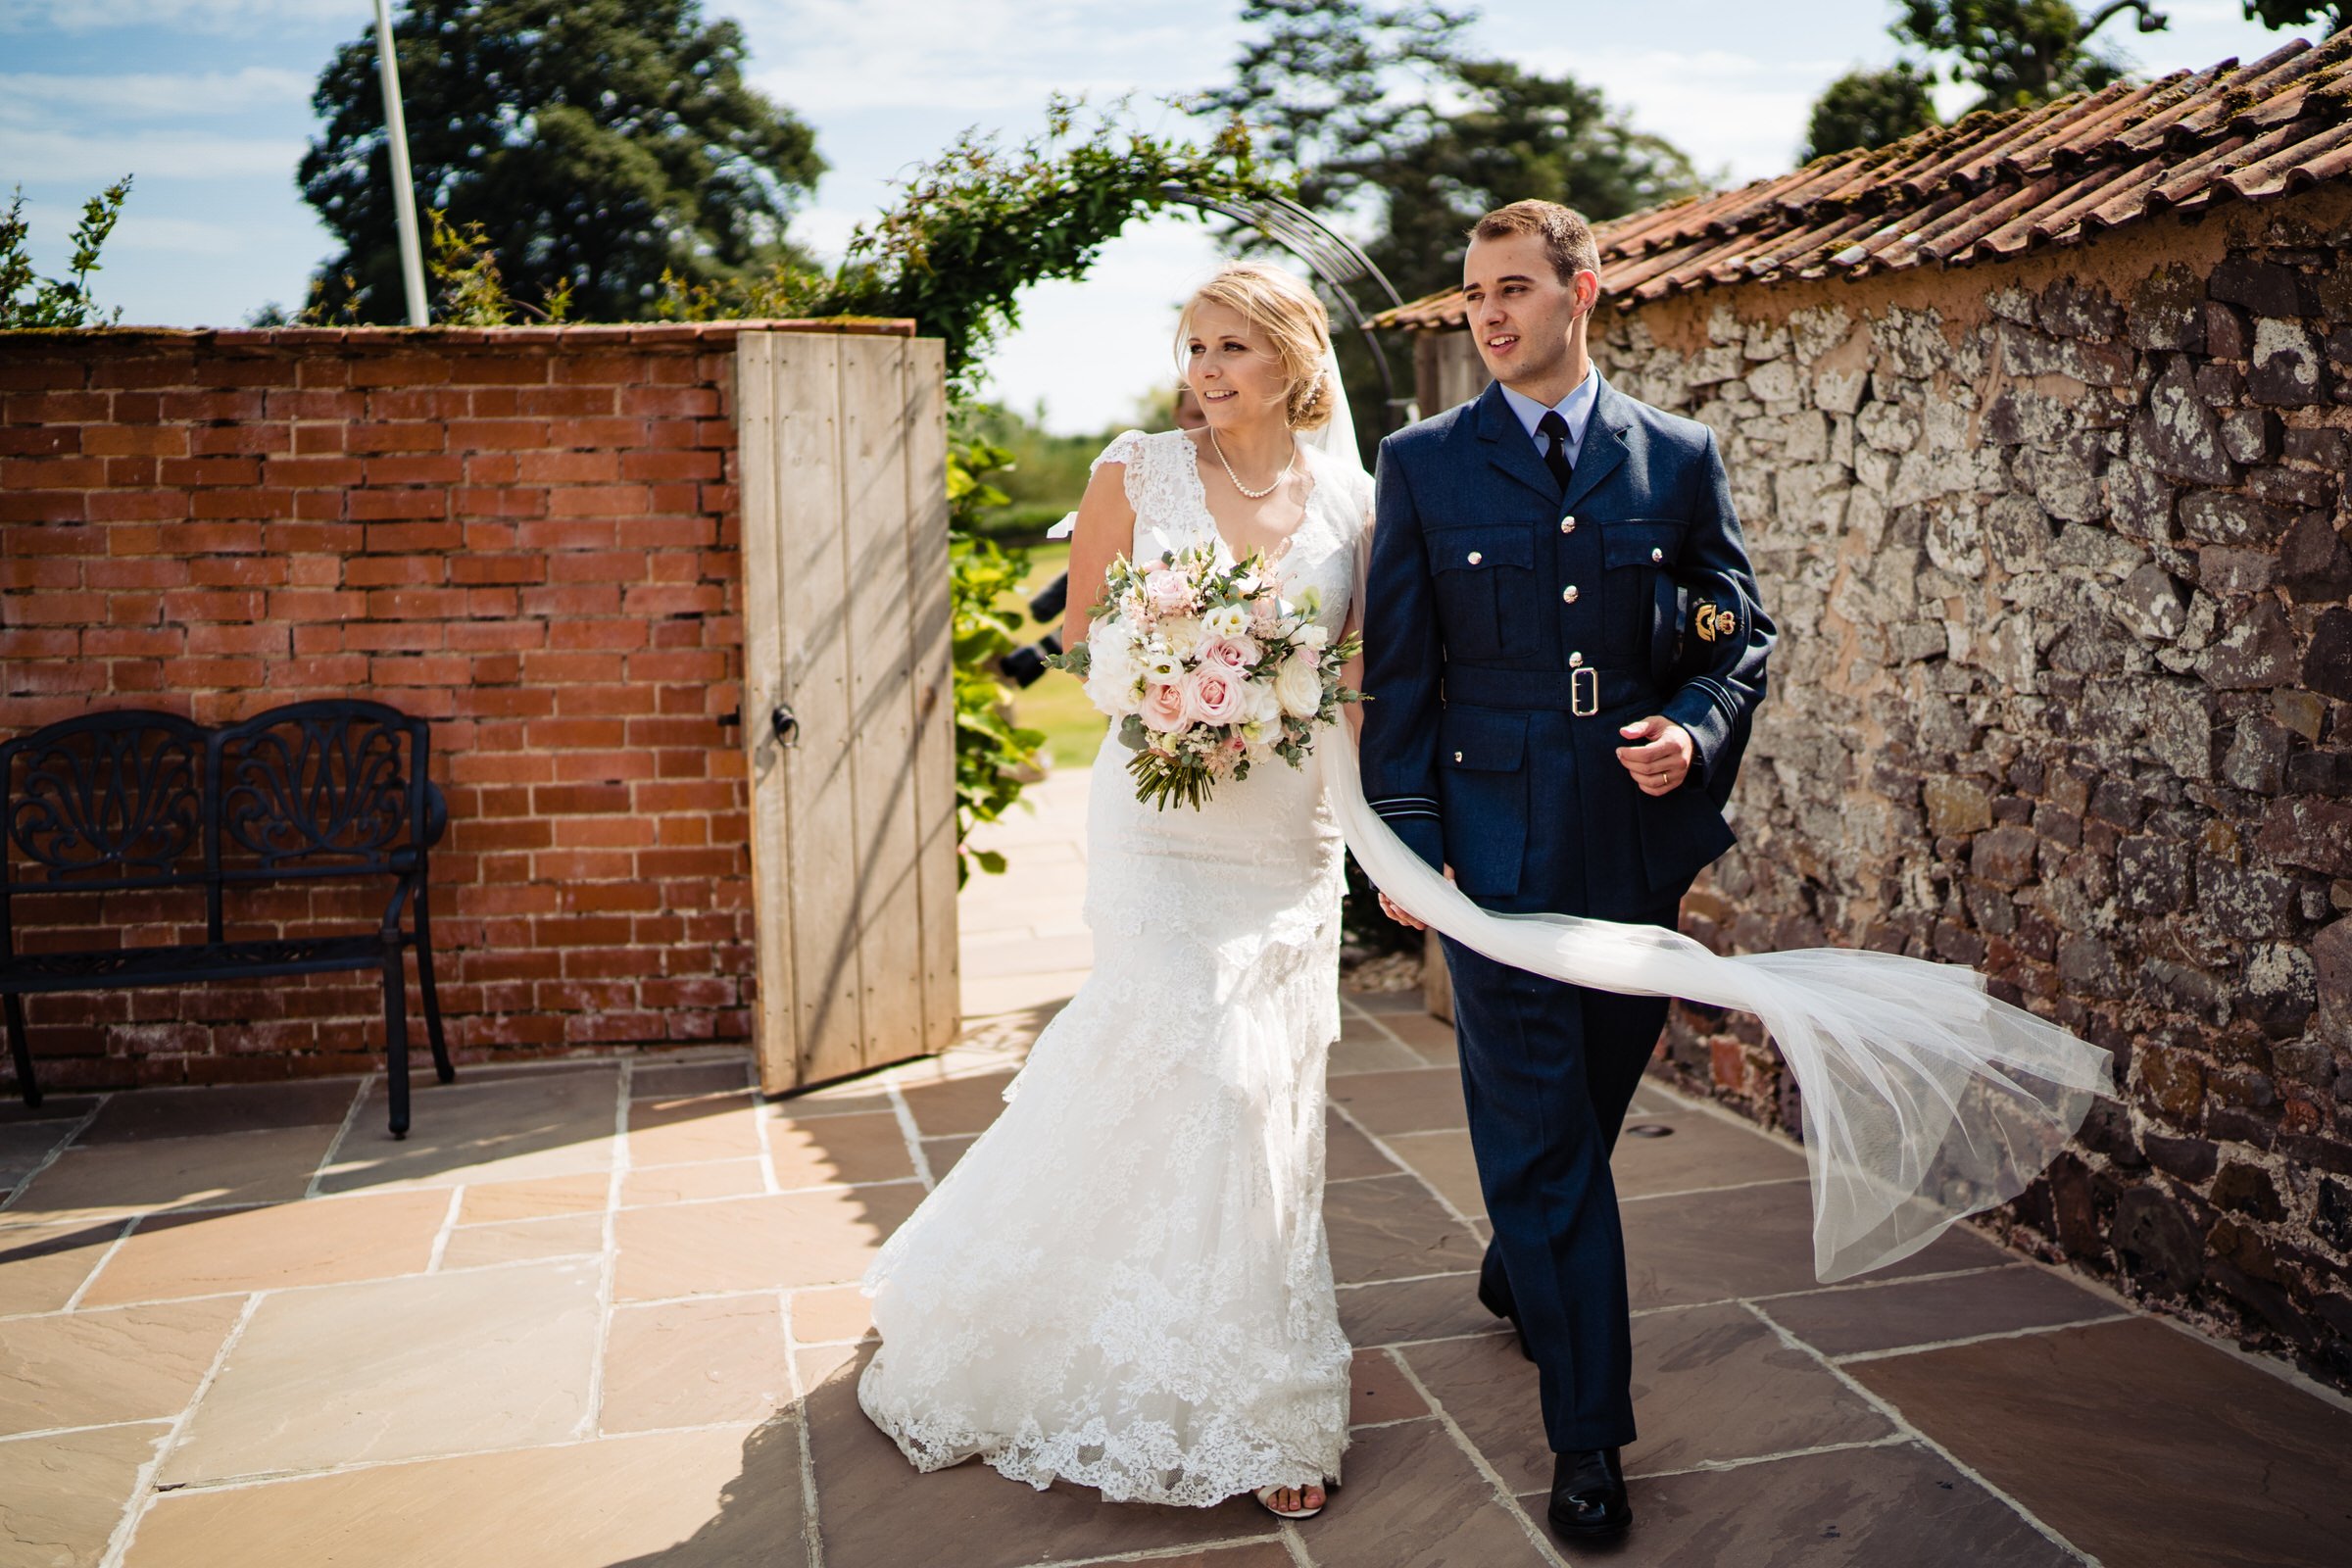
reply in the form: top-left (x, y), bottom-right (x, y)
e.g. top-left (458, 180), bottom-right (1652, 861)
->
top-left (858, 262), bottom-right (1371, 1521)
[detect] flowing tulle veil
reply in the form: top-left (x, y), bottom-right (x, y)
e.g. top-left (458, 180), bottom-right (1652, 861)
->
top-left (1306, 349), bottom-right (2116, 1282)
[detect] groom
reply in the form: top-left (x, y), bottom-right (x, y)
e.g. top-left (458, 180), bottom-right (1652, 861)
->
top-left (1359, 199), bottom-right (1773, 1540)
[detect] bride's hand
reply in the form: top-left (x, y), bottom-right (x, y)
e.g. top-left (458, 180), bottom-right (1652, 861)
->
top-left (1379, 865), bottom-right (1451, 930)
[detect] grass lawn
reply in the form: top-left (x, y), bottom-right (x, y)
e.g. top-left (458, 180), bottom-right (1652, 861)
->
top-left (1004, 541), bottom-right (1108, 771)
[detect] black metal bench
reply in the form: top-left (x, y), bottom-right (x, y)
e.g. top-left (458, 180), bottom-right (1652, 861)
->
top-left (1, 699), bottom-right (453, 1137)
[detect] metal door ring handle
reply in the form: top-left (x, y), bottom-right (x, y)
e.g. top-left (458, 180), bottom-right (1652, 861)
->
top-left (771, 705), bottom-right (800, 748)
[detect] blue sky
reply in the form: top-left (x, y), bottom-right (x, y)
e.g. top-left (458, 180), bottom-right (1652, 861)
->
top-left (1, 1), bottom-right (2328, 430)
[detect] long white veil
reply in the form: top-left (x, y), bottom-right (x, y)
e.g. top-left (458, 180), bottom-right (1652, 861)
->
top-left (1310, 347), bottom-right (2115, 1282)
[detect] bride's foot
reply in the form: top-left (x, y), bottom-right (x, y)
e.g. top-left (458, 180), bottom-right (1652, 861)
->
top-left (1254, 1483), bottom-right (1327, 1519)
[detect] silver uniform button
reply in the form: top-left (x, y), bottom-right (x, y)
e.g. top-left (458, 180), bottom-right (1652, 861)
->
top-left (1650, 547), bottom-right (1664, 563)
top-left (1467, 550), bottom-right (1482, 564)
top-left (1561, 516), bottom-right (1577, 533)
top-left (1570, 651), bottom-right (1585, 667)
top-left (1562, 584), bottom-right (1580, 603)
top-left (1453, 750), bottom-right (1464, 762)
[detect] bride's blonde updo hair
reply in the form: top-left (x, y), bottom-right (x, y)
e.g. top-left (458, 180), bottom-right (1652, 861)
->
top-left (1174, 263), bottom-right (1336, 431)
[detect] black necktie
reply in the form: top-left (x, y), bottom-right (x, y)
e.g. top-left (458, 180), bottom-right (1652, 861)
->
top-left (1537, 410), bottom-right (1574, 494)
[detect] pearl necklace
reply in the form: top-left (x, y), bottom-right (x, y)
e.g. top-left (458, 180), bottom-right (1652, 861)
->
top-left (1206, 426), bottom-right (1296, 500)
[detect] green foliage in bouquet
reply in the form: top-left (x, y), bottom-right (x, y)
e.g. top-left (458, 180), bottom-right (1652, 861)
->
top-left (0, 177), bottom-right (131, 329)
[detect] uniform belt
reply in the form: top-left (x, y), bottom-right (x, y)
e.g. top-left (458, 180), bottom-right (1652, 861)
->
top-left (1444, 664), bottom-right (1657, 716)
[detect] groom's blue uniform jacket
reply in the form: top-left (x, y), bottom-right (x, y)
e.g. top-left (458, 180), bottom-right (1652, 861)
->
top-left (1359, 376), bottom-right (1774, 918)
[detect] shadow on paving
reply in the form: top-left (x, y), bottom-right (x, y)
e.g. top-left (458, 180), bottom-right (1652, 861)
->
top-left (603, 1415), bottom-right (811, 1568)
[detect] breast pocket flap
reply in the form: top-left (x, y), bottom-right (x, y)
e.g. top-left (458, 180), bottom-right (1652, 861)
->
top-left (1600, 520), bottom-right (1685, 569)
top-left (1430, 526), bottom-right (1534, 575)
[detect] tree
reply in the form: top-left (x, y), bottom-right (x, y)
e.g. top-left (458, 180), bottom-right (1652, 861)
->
top-left (299, 0), bottom-right (821, 322)
top-left (1201, 2), bottom-right (1702, 302)
top-left (1198, 0), bottom-right (1475, 218)
top-left (2240, 1), bottom-right (2346, 31)
top-left (1893, 0), bottom-right (2170, 110)
top-left (1803, 65), bottom-right (1941, 160)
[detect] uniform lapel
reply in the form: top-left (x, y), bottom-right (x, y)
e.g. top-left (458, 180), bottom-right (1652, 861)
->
top-left (1473, 381), bottom-right (1562, 506)
top-left (1560, 377), bottom-right (1631, 515)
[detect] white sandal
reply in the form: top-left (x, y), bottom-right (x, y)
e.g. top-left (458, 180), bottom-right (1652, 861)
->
top-left (1254, 1483), bottom-right (1326, 1519)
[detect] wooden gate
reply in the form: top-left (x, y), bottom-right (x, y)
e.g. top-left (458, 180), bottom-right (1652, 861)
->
top-left (736, 330), bottom-right (958, 1095)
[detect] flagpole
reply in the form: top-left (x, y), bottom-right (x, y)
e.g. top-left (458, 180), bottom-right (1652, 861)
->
top-left (372, 0), bottom-right (429, 325)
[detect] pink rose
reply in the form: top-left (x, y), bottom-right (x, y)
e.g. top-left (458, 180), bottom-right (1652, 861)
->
top-left (1140, 679), bottom-right (1191, 734)
top-left (1189, 666), bottom-right (1245, 726)
top-left (1200, 635), bottom-right (1261, 671)
top-left (1143, 568), bottom-right (1193, 615)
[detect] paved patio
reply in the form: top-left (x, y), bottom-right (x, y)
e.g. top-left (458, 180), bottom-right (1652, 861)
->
top-left (5, 766), bottom-right (2351, 1568)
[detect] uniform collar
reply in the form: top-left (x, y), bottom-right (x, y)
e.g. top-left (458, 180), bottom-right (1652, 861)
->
top-left (1496, 365), bottom-right (1599, 449)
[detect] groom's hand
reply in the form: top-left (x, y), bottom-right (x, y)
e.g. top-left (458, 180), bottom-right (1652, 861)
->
top-left (1616, 717), bottom-right (1694, 796)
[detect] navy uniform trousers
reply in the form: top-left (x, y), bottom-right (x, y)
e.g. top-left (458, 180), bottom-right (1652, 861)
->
top-left (1359, 377), bottom-right (1772, 1452)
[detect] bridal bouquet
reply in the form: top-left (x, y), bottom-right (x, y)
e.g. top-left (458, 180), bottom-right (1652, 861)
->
top-left (1048, 545), bottom-right (1362, 809)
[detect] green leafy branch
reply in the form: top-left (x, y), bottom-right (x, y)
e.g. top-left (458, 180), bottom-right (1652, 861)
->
top-left (662, 98), bottom-right (1285, 387)
top-left (0, 177), bottom-right (132, 329)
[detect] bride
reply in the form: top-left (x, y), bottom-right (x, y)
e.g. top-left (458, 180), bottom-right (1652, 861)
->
top-left (858, 263), bottom-right (1366, 1518)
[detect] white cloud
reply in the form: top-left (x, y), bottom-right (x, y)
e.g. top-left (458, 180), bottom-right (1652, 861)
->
top-left (0, 127), bottom-right (306, 182)
top-left (10, 200), bottom-right (251, 256)
top-left (0, 1), bottom-right (354, 33)
top-left (0, 67), bottom-right (313, 122)
top-left (729, 0), bottom-right (1237, 115)
top-left (1518, 46), bottom-right (1860, 182)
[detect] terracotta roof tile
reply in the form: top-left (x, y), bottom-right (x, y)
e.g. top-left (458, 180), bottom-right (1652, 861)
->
top-left (1375, 36), bottom-right (2352, 330)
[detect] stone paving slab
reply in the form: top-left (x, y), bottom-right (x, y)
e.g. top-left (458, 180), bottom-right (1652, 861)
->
top-left (11, 1124), bottom-right (343, 1219)
top-left (0, 1296), bottom-right (245, 1438)
top-left (0, 1420), bottom-right (169, 1568)
top-left (122, 1421), bottom-right (805, 1568)
top-left (1852, 1315), bottom-right (2352, 1568)
top-left (161, 1258), bottom-right (604, 1485)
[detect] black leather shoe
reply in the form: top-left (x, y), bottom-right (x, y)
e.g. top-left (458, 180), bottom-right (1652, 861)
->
top-left (1476, 1256), bottom-right (1536, 1362)
top-left (1547, 1447), bottom-right (1631, 1539)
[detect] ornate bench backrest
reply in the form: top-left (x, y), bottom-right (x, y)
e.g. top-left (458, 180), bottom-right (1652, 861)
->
top-left (1, 710), bottom-right (210, 896)
top-left (212, 701), bottom-right (431, 883)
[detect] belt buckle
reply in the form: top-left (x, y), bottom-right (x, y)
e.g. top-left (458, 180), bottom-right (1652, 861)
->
top-left (1570, 666), bottom-right (1599, 717)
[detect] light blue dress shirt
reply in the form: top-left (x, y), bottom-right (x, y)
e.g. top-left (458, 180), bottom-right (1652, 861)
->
top-left (1497, 367), bottom-right (1599, 469)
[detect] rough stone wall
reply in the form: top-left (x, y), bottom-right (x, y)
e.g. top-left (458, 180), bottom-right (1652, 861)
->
top-left (0, 323), bottom-right (876, 1085)
top-left (1422, 189), bottom-right (2352, 1389)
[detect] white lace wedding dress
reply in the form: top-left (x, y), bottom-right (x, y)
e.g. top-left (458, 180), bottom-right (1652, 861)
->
top-left (858, 427), bottom-right (1370, 1506)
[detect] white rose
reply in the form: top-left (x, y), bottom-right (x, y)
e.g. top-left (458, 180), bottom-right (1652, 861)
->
top-left (1160, 615), bottom-right (1207, 659)
top-left (1274, 653), bottom-right (1324, 718)
top-left (1242, 677), bottom-right (1283, 727)
top-left (1091, 615), bottom-right (1137, 661)
top-left (1296, 622), bottom-right (1330, 651)
top-left (1203, 603), bottom-right (1250, 639)
top-left (1085, 642), bottom-right (1143, 715)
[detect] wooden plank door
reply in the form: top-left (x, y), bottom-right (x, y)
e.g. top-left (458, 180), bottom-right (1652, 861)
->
top-left (737, 331), bottom-right (958, 1095)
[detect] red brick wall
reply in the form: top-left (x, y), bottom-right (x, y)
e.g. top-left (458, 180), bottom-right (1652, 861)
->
top-left (0, 320), bottom-right (908, 1088)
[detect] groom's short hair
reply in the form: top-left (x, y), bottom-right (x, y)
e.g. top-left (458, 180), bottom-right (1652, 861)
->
top-left (1469, 200), bottom-right (1600, 287)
